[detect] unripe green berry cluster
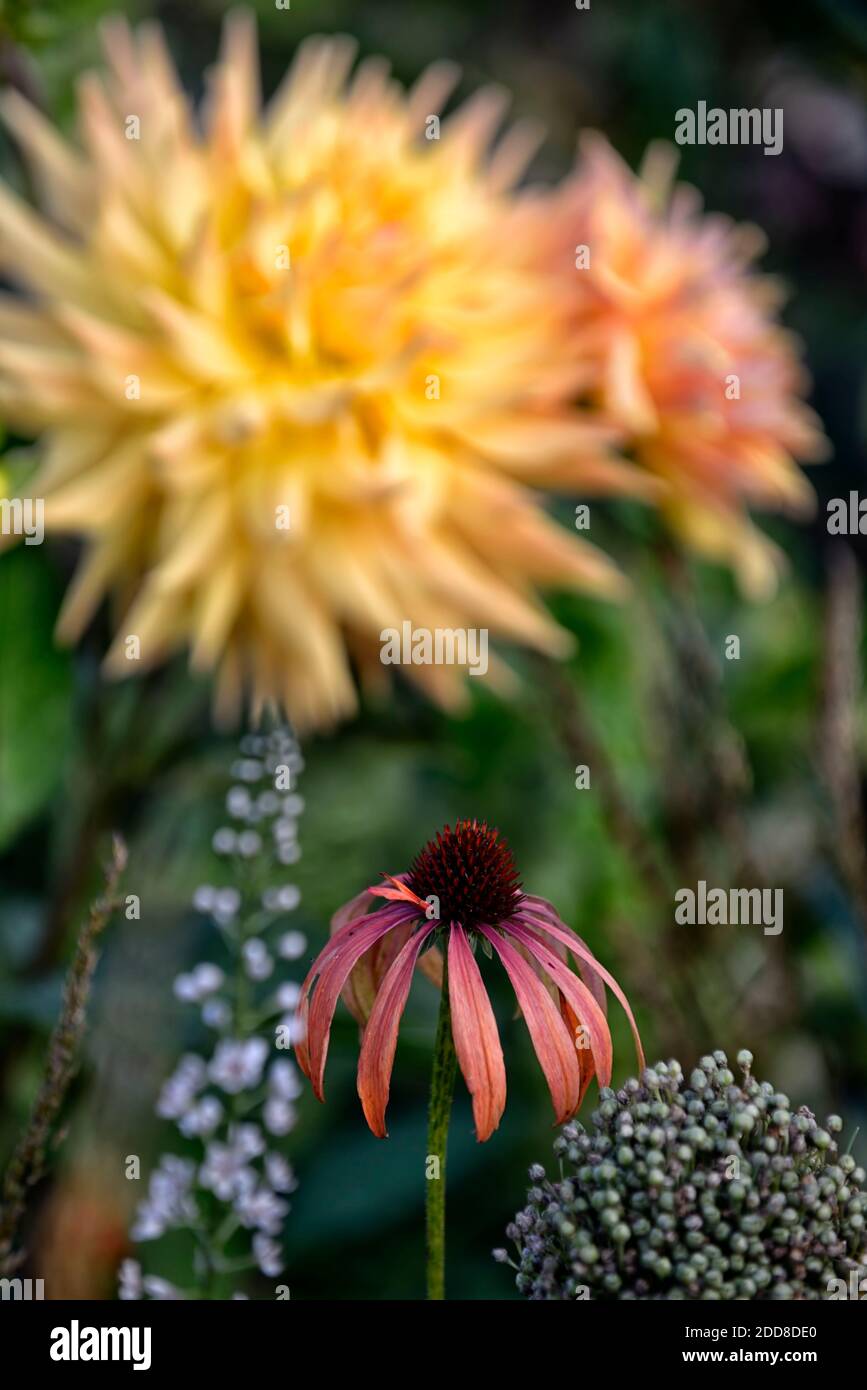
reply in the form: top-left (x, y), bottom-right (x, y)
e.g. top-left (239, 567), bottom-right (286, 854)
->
top-left (498, 1051), bottom-right (867, 1300)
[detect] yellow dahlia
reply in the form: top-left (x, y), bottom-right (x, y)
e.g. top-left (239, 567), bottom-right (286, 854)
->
top-left (0, 15), bottom-right (644, 730)
top-left (545, 134), bottom-right (829, 596)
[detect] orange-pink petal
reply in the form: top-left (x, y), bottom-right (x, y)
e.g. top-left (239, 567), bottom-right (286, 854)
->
top-left (369, 872), bottom-right (430, 912)
top-left (357, 924), bottom-right (434, 1137)
top-left (448, 925), bottom-right (506, 1142)
top-left (517, 905), bottom-right (645, 1071)
top-left (297, 905), bottom-right (416, 1100)
top-left (479, 924), bottom-right (581, 1124)
top-left (506, 921), bottom-right (613, 1088)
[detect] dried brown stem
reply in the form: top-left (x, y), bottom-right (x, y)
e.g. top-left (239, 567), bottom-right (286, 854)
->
top-left (537, 654), bottom-right (673, 904)
top-left (0, 835), bottom-right (127, 1274)
top-left (818, 543), bottom-right (867, 930)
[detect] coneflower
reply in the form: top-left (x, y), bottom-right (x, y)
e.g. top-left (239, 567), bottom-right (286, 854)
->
top-left (295, 818), bottom-right (643, 1297)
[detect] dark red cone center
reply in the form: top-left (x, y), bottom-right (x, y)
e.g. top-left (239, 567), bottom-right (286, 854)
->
top-left (406, 819), bottom-right (522, 929)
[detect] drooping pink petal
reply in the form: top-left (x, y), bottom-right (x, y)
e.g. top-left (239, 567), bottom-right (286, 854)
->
top-left (516, 903), bottom-right (645, 1070)
top-left (478, 924), bottom-right (581, 1124)
top-left (330, 886), bottom-right (377, 935)
top-left (296, 902), bottom-right (419, 1100)
top-left (330, 886), bottom-right (382, 1025)
top-left (305, 898), bottom-right (415, 983)
top-left (521, 894), bottom-right (607, 1014)
top-left (505, 921), bottom-right (613, 1088)
top-left (293, 992), bottom-right (311, 1078)
top-left (557, 989), bottom-right (598, 1108)
top-left (329, 882), bottom-right (442, 1027)
top-left (448, 925), bottom-right (507, 1142)
top-left (357, 923), bottom-right (435, 1137)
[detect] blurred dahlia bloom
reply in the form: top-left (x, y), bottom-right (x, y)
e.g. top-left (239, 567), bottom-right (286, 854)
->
top-left (295, 820), bottom-right (643, 1141)
top-left (0, 15), bottom-right (643, 730)
top-left (544, 134), bottom-right (829, 596)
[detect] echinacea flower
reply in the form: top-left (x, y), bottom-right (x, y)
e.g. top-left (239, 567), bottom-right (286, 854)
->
top-left (0, 14), bottom-right (644, 731)
top-left (544, 134), bottom-right (829, 597)
top-left (295, 819), bottom-right (643, 1140)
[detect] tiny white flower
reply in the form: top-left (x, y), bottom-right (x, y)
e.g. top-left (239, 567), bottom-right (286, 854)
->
top-left (199, 1143), bottom-right (256, 1201)
top-left (118, 1259), bottom-right (143, 1300)
top-left (253, 1233), bottom-right (285, 1277)
top-left (156, 1055), bottom-right (206, 1118)
top-left (274, 818), bottom-right (298, 844)
top-left (212, 827), bottom-right (237, 855)
top-left (192, 885), bottom-right (216, 913)
top-left (228, 1122), bottom-right (266, 1160)
top-left (227, 786), bottom-right (252, 818)
top-left (143, 1276), bottom-right (184, 1300)
top-left (217, 886), bottom-right (242, 913)
top-left (275, 981), bottom-right (301, 1011)
top-left (172, 972), bottom-right (200, 1003)
top-left (130, 1204), bottom-right (164, 1242)
top-left (177, 1055), bottom-right (208, 1086)
top-left (264, 1096), bottom-right (297, 1136)
top-left (202, 998), bottom-right (231, 1030)
top-left (146, 1155), bottom-right (198, 1229)
top-left (192, 962), bottom-right (225, 996)
top-left (243, 938), bottom-right (274, 981)
top-left (237, 829), bottom-right (263, 858)
top-left (233, 758), bottom-right (264, 783)
top-left (210, 1037), bottom-right (268, 1094)
top-left (277, 842), bottom-right (301, 865)
top-left (269, 1059), bottom-right (303, 1101)
top-left (235, 1185), bottom-right (289, 1235)
top-left (278, 931), bottom-right (307, 961)
top-left (179, 1095), bottom-right (223, 1137)
top-left (265, 1153), bottom-right (298, 1193)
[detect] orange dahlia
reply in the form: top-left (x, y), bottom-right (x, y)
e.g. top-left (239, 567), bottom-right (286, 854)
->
top-left (0, 16), bottom-right (643, 730)
top-left (545, 134), bottom-right (829, 596)
top-left (295, 819), bottom-right (643, 1141)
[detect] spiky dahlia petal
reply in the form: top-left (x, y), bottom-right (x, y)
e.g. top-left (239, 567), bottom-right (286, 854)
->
top-left (543, 131), bottom-right (829, 596)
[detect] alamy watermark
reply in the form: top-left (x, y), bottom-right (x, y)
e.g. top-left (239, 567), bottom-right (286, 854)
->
top-left (675, 101), bottom-right (783, 156)
top-left (826, 1270), bottom-right (867, 1300)
top-left (0, 1276), bottom-right (44, 1299)
top-left (827, 492), bottom-right (867, 534)
top-left (0, 496), bottom-right (44, 545)
top-left (380, 622), bottom-right (488, 678)
top-left (50, 1320), bottom-right (151, 1370)
top-left (675, 881), bottom-right (783, 936)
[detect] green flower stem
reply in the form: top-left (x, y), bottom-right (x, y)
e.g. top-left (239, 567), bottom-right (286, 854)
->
top-left (426, 951), bottom-right (457, 1301)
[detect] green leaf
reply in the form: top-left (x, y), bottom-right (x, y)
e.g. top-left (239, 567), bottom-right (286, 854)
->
top-left (0, 549), bottom-right (74, 848)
